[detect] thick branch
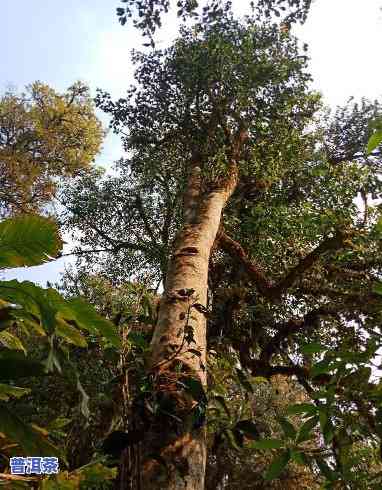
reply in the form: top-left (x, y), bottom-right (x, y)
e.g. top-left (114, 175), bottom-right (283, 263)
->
top-left (259, 307), bottom-right (338, 363)
top-left (271, 231), bottom-right (346, 296)
top-left (217, 231), bottom-right (273, 296)
top-left (218, 231), bottom-right (347, 300)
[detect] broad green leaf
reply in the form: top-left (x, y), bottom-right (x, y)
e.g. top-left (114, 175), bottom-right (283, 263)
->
top-left (301, 342), bottom-right (326, 355)
top-left (319, 408), bottom-right (328, 432)
top-left (250, 439), bottom-right (284, 450)
top-left (290, 450), bottom-right (308, 466)
top-left (0, 280), bottom-right (120, 347)
top-left (296, 416), bottom-right (319, 444)
top-left (323, 422), bottom-right (335, 445)
top-left (47, 417), bottom-right (72, 430)
top-left (318, 408), bottom-right (334, 443)
top-left (0, 383), bottom-right (31, 401)
top-left (0, 330), bottom-right (26, 353)
top-left (179, 377), bottom-right (207, 403)
top-left (367, 130), bottom-right (382, 154)
top-left (310, 360), bottom-right (333, 378)
top-left (0, 402), bottom-right (61, 457)
top-left (0, 215), bottom-right (62, 269)
top-left (61, 298), bottom-right (121, 348)
top-left (128, 331), bottom-right (149, 349)
top-left (264, 450), bottom-right (290, 481)
top-left (278, 417), bottom-right (296, 440)
top-left (0, 280), bottom-right (56, 333)
top-left (55, 318), bottom-right (88, 347)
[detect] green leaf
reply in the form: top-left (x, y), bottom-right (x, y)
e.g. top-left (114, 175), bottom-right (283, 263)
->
top-left (278, 417), bottom-right (296, 440)
top-left (367, 130), bottom-right (382, 154)
top-left (0, 280), bottom-right (120, 347)
top-left (296, 415), bottom-right (319, 444)
top-left (0, 330), bottom-right (26, 353)
top-left (0, 402), bottom-right (61, 457)
top-left (290, 450), bottom-right (308, 466)
top-left (0, 215), bottom-right (62, 269)
top-left (250, 439), bottom-right (284, 450)
top-left (319, 408), bottom-right (328, 431)
top-left (373, 282), bottom-right (382, 295)
top-left (287, 403), bottom-right (317, 416)
top-left (264, 450), bottom-right (290, 481)
top-left (212, 395), bottom-right (231, 417)
top-left (0, 280), bottom-right (58, 334)
top-left (179, 376), bottom-right (207, 403)
top-left (61, 298), bottom-right (121, 348)
top-left (310, 360), bottom-right (333, 378)
top-left (55, 318), bottom-right (88, 347)
top-left (0, 383), bottom-right (31, 401)
top-left (375, 217), bottom-right (382, 234)
top-left (47, 417), bottom-right (72, 430)
top-left (301, 342), bottom-right (326, 355)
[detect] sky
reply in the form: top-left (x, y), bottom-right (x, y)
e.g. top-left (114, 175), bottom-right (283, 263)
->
top-left (1, 0), bottom-right (382, 286)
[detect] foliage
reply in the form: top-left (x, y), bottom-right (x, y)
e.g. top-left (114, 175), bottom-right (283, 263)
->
top-left (367, 116), bottom-right (382, 154)
top-left (115, 0), bottom-right (312, 44)
top-left (0, 81), bottom-right (103, 217)
top-left (59, 2), bottom-right (382, 486)
top-left (0, 215), bottom-right (120, 487)
top-left (2, 0), bottom-right (382, 487)
top-left (0, 215), bottom-right (63, 268)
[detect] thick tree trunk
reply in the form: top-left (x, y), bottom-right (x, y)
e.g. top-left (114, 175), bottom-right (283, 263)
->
top-left (132, 163), bottom-right (238, 489)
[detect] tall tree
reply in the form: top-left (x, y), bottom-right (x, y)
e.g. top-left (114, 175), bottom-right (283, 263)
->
top-left (0, 81), bottom-right (103, 218)
top-left (58, 2), bottom-right (382, 489)
top-left (69, 7), bottom-right (316, 488)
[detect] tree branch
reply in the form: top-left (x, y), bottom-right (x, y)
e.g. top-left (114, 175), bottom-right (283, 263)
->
top-left (269, 231), bottom-right (346, 297)
top-left (218, 230), bottom-right (347, 300)
top-left (259, 307), bottom-right (338, 363)
top-left (135, 191), bottom-right (158, 242)
top-left (217, 231), bottom-right (273, 296)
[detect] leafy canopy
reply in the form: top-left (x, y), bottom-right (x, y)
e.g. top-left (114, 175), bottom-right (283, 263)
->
top-left (0, 81), bottom-right (103, 217)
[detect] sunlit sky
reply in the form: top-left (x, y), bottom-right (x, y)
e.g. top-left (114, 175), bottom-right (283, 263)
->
top-left (1, 0), bottom-right (382, 286)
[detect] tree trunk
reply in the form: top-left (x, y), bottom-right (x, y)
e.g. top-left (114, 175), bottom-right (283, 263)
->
top-left (131, 163), bottom-right (238, 489)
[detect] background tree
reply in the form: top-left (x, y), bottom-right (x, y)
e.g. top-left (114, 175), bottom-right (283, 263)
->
top-left (0, 81), bottom-right (103, 218)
